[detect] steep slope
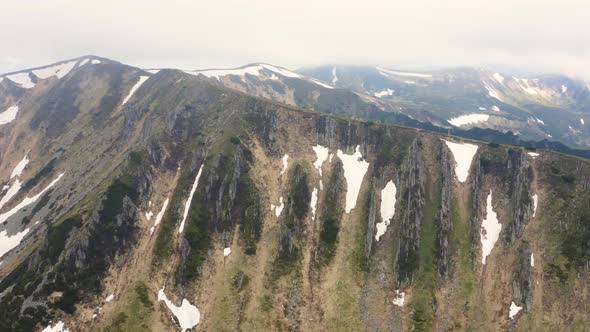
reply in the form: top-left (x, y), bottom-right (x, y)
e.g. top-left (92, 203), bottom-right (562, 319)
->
top-left (0, 58), bottom-right (589, 331)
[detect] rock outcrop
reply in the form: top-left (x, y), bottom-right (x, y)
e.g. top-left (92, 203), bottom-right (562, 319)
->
top-left (436, 142), bottom-right (453, 279)
top-left (507, 150), bottom-right (534, 243)
top-left (512, 241), bottom-right (533, 311)
top-left (395, 139), bottom-right (426, 287)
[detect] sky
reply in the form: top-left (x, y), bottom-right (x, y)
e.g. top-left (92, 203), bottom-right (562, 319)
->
top-left (1, 0), bottom-right (590, 78)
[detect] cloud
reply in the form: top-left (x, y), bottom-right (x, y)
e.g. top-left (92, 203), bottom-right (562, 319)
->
top-left (1, 0), bottom-right (589, 78)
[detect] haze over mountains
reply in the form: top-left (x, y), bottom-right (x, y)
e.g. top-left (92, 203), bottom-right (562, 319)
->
top-left (0, 56), bottom-right (589, 331)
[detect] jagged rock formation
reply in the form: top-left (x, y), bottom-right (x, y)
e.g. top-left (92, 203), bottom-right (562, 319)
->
top-left (395, 139), bottom-right (426, 287)
top-left (436, 141), bottom-right (453, 279)
top-left (507, 150), bottom-right (535, 243)
top-left (512, 241), bottom-right (533, 312)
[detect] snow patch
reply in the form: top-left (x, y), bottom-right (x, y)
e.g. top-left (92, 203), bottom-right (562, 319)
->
top-left (392, 290), bottom-right (405, 307)
top-left (0, 227), bottom-right (30, 257)
top-left (337, 146), bottom-right (370, 213)
top-left (280, 154), bottom-right (289, 176)
top-left (312, 145), bottom-right (330, 177)
top-left (308, 77), bottom-right (334, 89)
top-left (492, 105), bottom-right (500, 112)
top-left (310, 187), bottom-right (318, 219)
top-left (145, 210), bottom-right (153, 220)
top-left (158, 286), bottom-right (201, 330)
top-left (378, 67), bottom-right (432, 78)
top-left (443, 140), bottom-right (478, 183)
top-left (78, 58), bottom-right (90, 66)
top-left (224, 247), bottom-right (231, 257)
top-left (6, 72), bottom-right (35, 88)
top-left (448, 113), bottom-right (490, 127)
top-left (42, 321), bottom-right (70, 332)
top-left (272, 197), bottom-right (284, 217)
top-left (150, 198), bottom-right (169, 235)
top-left (483, 81), bottom-right (503, 101)
top-left (105, 293), bottom-right (114, 302)
top-left (480, 191), bottom-right (501, 265)
top-left (11, 155), bottom-right (29, 178)
top-left (561, 84), bottom-right (568, 93)
top-left (515, 78), bottom-right (538, 95)
top-left (374, 88), bottom-right (394, 98)
top-left (179, 165), bottom-right (204, 233)
top-left (331, 67), bottom-right (338, 84)
top-left (0, 172), bottom-right (65, 224)
top-left (32, 61), bottom-right (77, 79)
top-left (581, 118), bottom-right (585, 125)
top-left (493, 72), bottom-right (504, 84)
top-left (0, 179), bottom-right (22, 211)
top-left (91, 59), bottom-right (101, 64)
top-left (509, 301), bottom-right (522, 319)
top-left (534, 117), bottom-right (545, 125)
top-left (532, 194), bottom-right (538, 217)
top-left (528, 152), bottom-right (540, 160)
top-left (0, 105), bottom-right (19, 125)
top-left (530, 253), bottom-right (534, 267)
top-left (122, 76), bottom-right (150, 105)
top-left (375, 181), bottom-right (396, 241)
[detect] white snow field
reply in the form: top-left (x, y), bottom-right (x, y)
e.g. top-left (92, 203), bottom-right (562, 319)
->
top-left (179, 165), bottom-right (203, 233)
top-left (337, 146), bottom-right (370, 213)
top-left (392, 289), bottom-right (405, 307)
top-left (0, 172), bottom-right (65, 224)
top-left (527, 152), bottom-right (540, 159)
top-left (448, 113), bottom-right (490, 127)
top-left (493, 72), bottom-right (505, 84)
top-left (375, 181), bottom-right (397, 241)
top-left (378, 67), bottom-right (432, 78)
top-left (10, 155), bottom-right (29, 178)
top-left (273, 197), bottom-right (284, 217)
top-left (280, 154), bottom-right (289, 176)
top-left (122, 75), bottom-right (150, 105)
top-left (0, 227), bottom-right (30, 257)
top-left (509, 301), bottom-right (522, 319)
top-left (0, 155), bottom-right (29, 211)
top-left (158, 287), bottom-right (201, 330)
top-left (480, 191), bottom-right (501, 265)
top-left (443, 140), bottom-right (478, 183)
top-left (532, 194), bottom-right (538, 218)
top-left (224, 247), bottom-right (231, 257)
top-left (310, 187), bottom-right (318, 219)
top-left (0, 105), bottom-right (19, 125)
top-left (32, 61), bottom-right (77, 79)
top-left (312, 145), bottom-right (330, 177)
top-left (483, 81), bottom-right (503, 101)
top-left (5, 72), bottom-right (35, 88)
top-left (531, 253), bottom-right (534, 267)
top-left (331, 67), bottom-right (339, 84)
top-left (41, 321), bottom-right (70, 332)
top-left (150, 197), bottom-right (170, 235)
top-left (374, 88), bottom-right (394, 98)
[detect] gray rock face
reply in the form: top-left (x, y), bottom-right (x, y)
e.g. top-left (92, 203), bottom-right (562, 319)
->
top-left (470, 156), bottom-right (483, 271)
top-left (436, 142), bottom-right (453, 279)
top-left (364, 187), bottom-right (377, 260)
top-left (507, 150), bottom-right (534, 243)
top-left (279, 164), bottom-right (311, 260)
top-left (512, 241), bottom-right (533, 311)
top-left (395, 139), bottom-right (426, 287)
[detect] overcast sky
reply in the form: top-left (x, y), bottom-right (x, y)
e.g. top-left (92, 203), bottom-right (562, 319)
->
top-left (2, 0), bottom-right (589, 78)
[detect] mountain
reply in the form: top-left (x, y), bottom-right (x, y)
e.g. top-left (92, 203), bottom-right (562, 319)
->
top-left (299, 65), bottom-right (590, 148)
top-left (0, 57), bottom-right (589, 331)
